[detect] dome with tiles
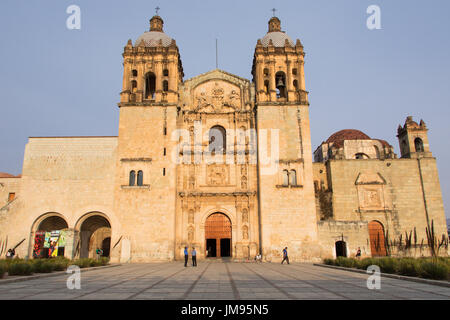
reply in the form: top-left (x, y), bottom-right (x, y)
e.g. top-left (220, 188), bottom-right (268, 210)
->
top-left (260, 17), bottom-right (295, 47)
top-left (135, 15), bottom-right (174, 47)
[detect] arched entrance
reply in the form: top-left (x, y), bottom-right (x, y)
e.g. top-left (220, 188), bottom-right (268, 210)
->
top-left (335, 241), bottom-right (347, 257)
top-left (78, 214), bottom-right (111, 259)
top-left (205, 213), bottom-right (231, 258)
top-left (32, 214), bottom-right (69, 259)
top-left (368, 221), bottom-right (387, 256)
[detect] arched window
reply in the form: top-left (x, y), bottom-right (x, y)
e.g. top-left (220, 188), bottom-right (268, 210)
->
top-left (293, 80), bottom-right (298, 90)
top-left (137, 170), bottom-right (143, 186)
top-left (132, 69), bottom-right (137, 77)
top-left (131, 80), bottom-right (137, 93)
top-left (282, 170), bottom-right (289, 186)
top-left (275, 71), bottom-right (286, 98)
top-left (415, 138), bottom-right (424, 152)
top-left (263, 68), bottom-right (269, 77)
top-left (163, 80), bottom-right (169, 92)
top-left (209, 125), bottom-right (226, 153)
top-left (145, 72), bottom-right (156, 99)
top-left (163, 69), bottom-right (169, 77)
top-left (289, 170), bottom-right (297, 186)
top-left (292, 68), bottom-right (298, 76)
top-left (129, 171), bottom-right (136, 186)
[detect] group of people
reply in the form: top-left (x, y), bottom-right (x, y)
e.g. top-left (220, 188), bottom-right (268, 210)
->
top-left (181, 246), bottom-right (362, 265)
top-left (184, 247), bottom-right (197, 267)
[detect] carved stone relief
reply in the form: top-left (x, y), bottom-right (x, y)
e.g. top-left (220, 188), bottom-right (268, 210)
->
top-left (207, 164), bottom-right (229, 185)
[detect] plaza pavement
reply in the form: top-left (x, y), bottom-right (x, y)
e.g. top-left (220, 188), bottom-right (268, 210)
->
top-left (0, 261), bottom-right (448, 300)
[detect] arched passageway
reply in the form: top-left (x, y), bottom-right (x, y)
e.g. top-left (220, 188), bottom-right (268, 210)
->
top-left (33, 215), bottom-right (69, 259)
top-left (205, 213), bottom-right (232, 258)
top-left (78, 215), bottom-right (111, 259)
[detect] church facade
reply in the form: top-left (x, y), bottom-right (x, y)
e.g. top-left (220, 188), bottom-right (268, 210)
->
top-left (0, 15), bottom-right (447, 262)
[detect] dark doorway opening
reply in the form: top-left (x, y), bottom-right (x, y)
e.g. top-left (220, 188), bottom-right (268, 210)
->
top-left (335, 241), bottom-right (347, 257)
top-left (220, 238), bottom-right (231, 257)
top-left (102, 237), bottom-right (111, 257)
top-left (206, 239), bottom-right (216, 257)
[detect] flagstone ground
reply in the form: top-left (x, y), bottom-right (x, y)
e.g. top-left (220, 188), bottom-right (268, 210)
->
top-left (0, 262), bottom-right (448, 300)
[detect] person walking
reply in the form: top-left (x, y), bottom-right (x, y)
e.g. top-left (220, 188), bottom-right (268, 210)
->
top-left (192, 247), bottom-right (197, 267)
top-left (184, 246), bottom-right (189, 267)
top-left (281, 247), bottom-right (289, 264)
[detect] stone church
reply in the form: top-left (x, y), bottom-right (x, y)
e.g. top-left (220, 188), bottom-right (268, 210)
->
top-left (0, 15), bottom-right (447, 263)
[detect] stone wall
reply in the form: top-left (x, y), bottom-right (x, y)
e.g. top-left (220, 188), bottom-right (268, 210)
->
top-left (0, 137), bottom-right (118, 259)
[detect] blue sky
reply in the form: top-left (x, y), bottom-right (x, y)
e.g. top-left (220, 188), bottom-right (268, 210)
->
top-left (0, 1), bottom-right (449, 217)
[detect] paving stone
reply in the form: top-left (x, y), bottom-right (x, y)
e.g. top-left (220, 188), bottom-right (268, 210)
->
top-left (0, 262), bottom-right (448, 300)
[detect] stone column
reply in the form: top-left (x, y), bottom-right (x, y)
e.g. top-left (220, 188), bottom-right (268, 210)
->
top-left (269, 60), bottom-right (276, 101)
top-left (63, 229), bottom-right (76, 260)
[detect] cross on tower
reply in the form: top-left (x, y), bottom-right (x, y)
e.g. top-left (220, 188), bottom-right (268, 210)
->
top-left (271, 8), bottom-right (277, 17)
top-left (155, 6), bottom-right (160, 15)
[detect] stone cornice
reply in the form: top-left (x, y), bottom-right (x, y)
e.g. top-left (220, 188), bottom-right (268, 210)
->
top-left (120, 158), bottom-right (152, 162)
top-left (178, 191), bottom-right (257, 197)
top-left (118, 102), bottom-right (178, 108)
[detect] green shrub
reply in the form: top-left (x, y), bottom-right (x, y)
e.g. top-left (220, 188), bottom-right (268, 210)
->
top-left (99, 257), bottom-right (109, 266)
top-left (396, 259), bottom-right (419, 277)
top-left (0, 262), bottom-right (7, 278)
top-left (419, 261), bottom-right (449, 280)
top-left (87, 258), bottom-right (100, 267)
top-left (49, 257), bottom-right (70, 271)
top-left (323, 258), bottom-right (334, 266)
top-left (336, 257), bottom-right (357, 268)
top-left (8, 262), bottom-right (33, 276)
top-left (72, 258), bottom-right (91, 268)
top-left (377, 257), bottom-right (397, 273)
top-left (356, 258), bottom-right (375, 270)
top-left (32, 260), bottom-right (55, 273)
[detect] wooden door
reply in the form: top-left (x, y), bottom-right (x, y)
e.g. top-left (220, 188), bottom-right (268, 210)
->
top-left (205, 213), bottom-right (231, 258)
top-left (369, 221), bottom-right (387, 256)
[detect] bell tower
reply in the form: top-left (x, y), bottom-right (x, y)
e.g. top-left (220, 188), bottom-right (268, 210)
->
top-left (251, 16), bottom-right (308, 104)
top-left (397, 116), bottom-right (432, 158)
top-left (253, 16), bottom-right (320, 262)
top-left (120, 15), bottom-right (183, 104)
top-left (113, 14), bottom-right (182, 262)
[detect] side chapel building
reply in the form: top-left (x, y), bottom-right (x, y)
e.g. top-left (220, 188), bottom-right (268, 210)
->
top-left (0, 15), bottom-right (447, 262)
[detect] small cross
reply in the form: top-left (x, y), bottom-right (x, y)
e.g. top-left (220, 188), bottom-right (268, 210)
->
top-left (155, 6), bottom-right (160, 15)
top-left (271, 8), bottom-right (277, 17)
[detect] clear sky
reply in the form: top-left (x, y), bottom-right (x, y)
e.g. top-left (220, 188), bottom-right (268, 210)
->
top-left (0, 1), bottom-right (449, 218)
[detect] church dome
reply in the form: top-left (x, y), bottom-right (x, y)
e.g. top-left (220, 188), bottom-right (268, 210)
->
top-left (261, 32), bottom-right (294, 47)
top-left (326, 129), bottom-right (371, 145)
top-left (135, 15), bottom-right (174, 47)
top-left (136, 31), bottom-right (173, 47)
top-left (260, 17), bottom-right (294, 47)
